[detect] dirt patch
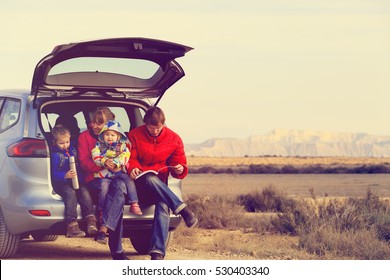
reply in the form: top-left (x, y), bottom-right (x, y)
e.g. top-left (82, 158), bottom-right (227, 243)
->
top-left (171, 228), bottom-right (315, 260)
top-left (9, 228), bottom-right (312, 260)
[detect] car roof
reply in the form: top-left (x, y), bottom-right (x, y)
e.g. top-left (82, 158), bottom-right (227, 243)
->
top-left (0, 90), bottom-right (30, 98)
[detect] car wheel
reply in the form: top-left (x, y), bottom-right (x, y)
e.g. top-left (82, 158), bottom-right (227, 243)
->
top-left (166, 231), bottom-right (174, 249)
top-left (0, 207), bottom-right (21, 258)
top-left (130, 231), bottom-right (174, 255)
top-left (31, 233), bottom-right (59, 242)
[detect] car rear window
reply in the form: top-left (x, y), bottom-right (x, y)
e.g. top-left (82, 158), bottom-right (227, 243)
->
top-left (49, 57), bottom-right (160, 79)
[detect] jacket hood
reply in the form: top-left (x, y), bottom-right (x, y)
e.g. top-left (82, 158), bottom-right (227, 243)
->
top-left (98, 120), bottom-right (128, 142)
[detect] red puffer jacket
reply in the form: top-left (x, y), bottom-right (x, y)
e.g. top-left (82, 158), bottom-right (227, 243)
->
top-left (127, 125), bottom-right (188, 183)
top-left (78, 129), bottom-right (103, 183)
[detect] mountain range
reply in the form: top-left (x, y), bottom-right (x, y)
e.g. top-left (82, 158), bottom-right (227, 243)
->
top-left (184, 129), bottom-right (390, 157)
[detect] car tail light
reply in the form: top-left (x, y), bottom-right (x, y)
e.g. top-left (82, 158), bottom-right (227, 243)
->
top-left (7, 138), bottom-right (48, 157)
top-left (29, 210), bottom-right (51, 216)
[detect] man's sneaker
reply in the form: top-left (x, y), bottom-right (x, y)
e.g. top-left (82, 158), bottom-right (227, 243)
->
top-left (179, 207), bottom-right (198, 228)
top-left (66, 221), bottom-right (86, 238)
top-left (86, 215), bottom-right (98, 235)
top-left (151, 253), bottom-right (164, 260)
top-left (95, 231), bottom-right (107, 245)
top-left (112, 252), bottom-right (129, 260)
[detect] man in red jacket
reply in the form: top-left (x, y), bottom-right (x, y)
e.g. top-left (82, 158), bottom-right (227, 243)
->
top-left (128, 107), bottom-right (198, 260)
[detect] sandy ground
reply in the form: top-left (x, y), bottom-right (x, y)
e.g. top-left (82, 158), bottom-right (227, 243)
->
top-left (9, 228), bottom-right (310, 260)
top-left (9, 232), bottom-right (255, 260)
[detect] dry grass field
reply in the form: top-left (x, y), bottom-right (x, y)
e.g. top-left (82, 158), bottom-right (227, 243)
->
top-left (184, 156), bottom-right (390, 198)
top-left (187, 156), bottom-right (390, 167)
top-left (174, 157), bottom-right (390, 260)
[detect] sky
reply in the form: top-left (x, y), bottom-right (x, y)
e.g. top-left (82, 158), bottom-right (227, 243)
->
top-left (1, 0), bottom-right (390, 144)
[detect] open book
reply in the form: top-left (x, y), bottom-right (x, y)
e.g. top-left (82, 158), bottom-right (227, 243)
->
top-left (134, 165), bottom-right (185, 180)
top-left (134, 169), bottom-right (159, 180)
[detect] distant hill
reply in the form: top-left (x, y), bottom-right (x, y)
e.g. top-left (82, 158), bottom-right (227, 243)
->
top-left (185, 129), bottom-right (390, 157)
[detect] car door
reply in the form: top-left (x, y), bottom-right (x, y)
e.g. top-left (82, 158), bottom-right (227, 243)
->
top-left (31, 38), bottom-right (193, 107)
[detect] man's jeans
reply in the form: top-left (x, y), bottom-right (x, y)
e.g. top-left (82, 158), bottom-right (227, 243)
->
top-left (99, 173), bottom-right (185, 256)
top-left (136, 174), bottom-right (186, 256)
top-left (52, 182), bottom-right (95, 223)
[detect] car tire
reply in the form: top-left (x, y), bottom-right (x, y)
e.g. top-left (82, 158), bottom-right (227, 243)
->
top-left (166, 231), bottom-right (174, 249)
top-left (130, 231), bottom-right (174, 255)
top-left (31, 233), bottom-right (59, 242)
top-left (0, 207), bottom-right (21, 258)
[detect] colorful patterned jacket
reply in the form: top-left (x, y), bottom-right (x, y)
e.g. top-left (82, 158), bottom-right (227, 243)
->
top-left (91, 120), bottom-right (131, 178)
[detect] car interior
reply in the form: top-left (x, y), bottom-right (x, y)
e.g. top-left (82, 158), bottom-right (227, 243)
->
top-left (39, 100), bottom-right (146, 199)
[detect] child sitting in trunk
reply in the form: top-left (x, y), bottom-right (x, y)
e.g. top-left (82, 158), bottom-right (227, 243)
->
top-left (51, 126), bottom-right (98, 238)
top-left (91, 120), bottom-right (141, 244)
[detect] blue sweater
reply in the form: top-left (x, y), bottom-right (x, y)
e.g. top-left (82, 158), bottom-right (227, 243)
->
top-left (51, 145), bottom-right (84, 185)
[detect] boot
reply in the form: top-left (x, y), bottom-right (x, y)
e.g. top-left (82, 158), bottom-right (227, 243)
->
top-left (86, 215), bottom-right (98, 235)
top-left (112, 252), bottom-right (129, 260)
top-left (179, 207), bottom-right (198, 228)
top-left (151, 253), bottom-right (164, 260)
top-left (66, 221), bottom-right (86, 238)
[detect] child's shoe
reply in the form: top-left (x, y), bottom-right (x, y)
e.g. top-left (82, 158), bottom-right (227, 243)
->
top-left (86, 215), bottom-right (98, 235)
top-left (130, 202), bottom-right (143, 215)
top-left (66, 221), bottom-right (86, 238)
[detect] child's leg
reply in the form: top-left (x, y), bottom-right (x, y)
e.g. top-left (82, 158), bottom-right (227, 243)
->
top-left (52, 183), bottom-right (78, 223)
top-left (52, 183), bottom-right (86, 237)
top-left (115, 172), bottom-right (139, 203)
top-left (114, 173), bottom-right (142, 215)
top-left (77, 185), bottom-right (95, 217)
top-left (77, 185), bottom-right (98, 235)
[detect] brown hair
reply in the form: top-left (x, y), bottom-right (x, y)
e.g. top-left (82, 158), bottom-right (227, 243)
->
top-left (143, 107), bottom-right (166, 126)
top-left (92, 107), bottom-right (115, 125)
top-left (51, 126), bottom-right (71, 145)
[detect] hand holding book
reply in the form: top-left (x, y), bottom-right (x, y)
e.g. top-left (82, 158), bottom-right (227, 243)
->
top-left (132, 164), bottom-right (187, 180)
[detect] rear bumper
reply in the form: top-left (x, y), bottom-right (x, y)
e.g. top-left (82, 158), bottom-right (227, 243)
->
top-left (40, 214), bottom-right (182, 237)
top-left (2, 200), bottom-right (182, 236)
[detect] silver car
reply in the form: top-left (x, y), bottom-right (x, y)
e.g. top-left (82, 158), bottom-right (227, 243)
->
top-left (0, 38), bottom-right (192, 258)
